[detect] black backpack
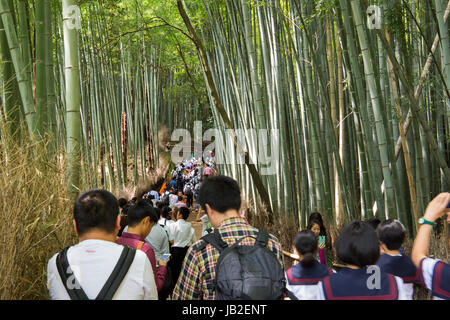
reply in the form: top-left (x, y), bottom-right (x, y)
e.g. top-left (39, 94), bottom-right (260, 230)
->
top-left (197, 228), bottom-right (289, 300)
top-left (55, 245), bottom-right (136, 300)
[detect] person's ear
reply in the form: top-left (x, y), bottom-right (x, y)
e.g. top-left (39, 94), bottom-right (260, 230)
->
top-left (379, 242), bottom-right (387, 254)
top-left (205, 204), bottom-right (215, 222)
top-left (205, 204), bottom-right (212, 216)
top-left (73, 219), bottom-right (78, 235)
top-left (115, 214), bottom-right (121, 231)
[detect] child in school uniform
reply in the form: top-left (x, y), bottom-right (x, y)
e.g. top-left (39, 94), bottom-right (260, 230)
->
top-left (412, 192), bottom-right (450, 300)
top-left (286, 230), bottom-right (334, 300)
top-left (375, 219), bottom-right (420, 299)
top-left (317, 221), bottom-right (409, 300)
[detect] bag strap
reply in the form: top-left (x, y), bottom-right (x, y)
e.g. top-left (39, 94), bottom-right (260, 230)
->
top-left (95, 246), bottom-right (137, 300)
top-left (56, 246), bottom-right (89, 300)
top-left (284, 288), bottom-right (299, 300)
top-left (255, 229), bottom-right (269, 248)
top-left (200, 228), bottom-right (228, 253)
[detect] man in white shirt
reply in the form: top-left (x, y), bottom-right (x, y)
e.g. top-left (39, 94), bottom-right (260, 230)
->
top-left (47, 189), bottom-right (158, 300)
top-left (168, 207), bottom-right (196, 283)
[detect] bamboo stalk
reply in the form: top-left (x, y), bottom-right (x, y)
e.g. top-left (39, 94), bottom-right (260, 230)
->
top-left (62, 0), bottom-right (82, 198)
top-left (386, 30), bottom-right (420, 233)
top-left (0, 0), bottom-right (36, 138)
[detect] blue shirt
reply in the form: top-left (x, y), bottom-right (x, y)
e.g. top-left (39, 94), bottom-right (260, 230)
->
top-left (149, 190), bottom-right (159, 200)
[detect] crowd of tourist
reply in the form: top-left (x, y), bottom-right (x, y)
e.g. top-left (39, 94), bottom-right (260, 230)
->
top-left (46, 154), bottom-right (449, 300)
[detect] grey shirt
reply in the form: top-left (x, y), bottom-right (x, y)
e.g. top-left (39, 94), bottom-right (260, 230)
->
top-left (145, 224), bottom-right (170, 261)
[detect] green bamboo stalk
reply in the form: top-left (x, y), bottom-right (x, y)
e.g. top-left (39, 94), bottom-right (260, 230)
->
top-left (17, 0), bottom-right (32, 93)
top-left (62, 0), bottom-right (82, 198)
top-left (45, 0), bottom-right (56, 145)
top-left (35, 0), bottom-right (47, 138)
top-left (0, 0), bottom-right (36, 138)
top-left (0, 12), bottom-right (22, 135)
top-left (351, 0), bottom-right (397, 218)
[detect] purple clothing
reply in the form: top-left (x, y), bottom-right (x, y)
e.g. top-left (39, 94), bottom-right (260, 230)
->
top-left (117, 232), bottom-right (167, 292)
top-left (175, 202), bottom-right (187, 208)
top-left (319, 249), bottom-right (326, 265)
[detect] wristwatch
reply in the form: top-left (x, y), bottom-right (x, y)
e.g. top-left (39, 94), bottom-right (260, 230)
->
top-left (418, 217), bottom-right (436, 226)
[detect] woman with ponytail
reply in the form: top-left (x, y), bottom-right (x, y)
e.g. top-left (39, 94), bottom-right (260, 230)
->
top-left (285, 230), bottom-right (335, 300)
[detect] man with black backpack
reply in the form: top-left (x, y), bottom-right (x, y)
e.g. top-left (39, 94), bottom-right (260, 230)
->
top-left (46, 189), bottom-right (158, 300)
top-left (172, 176), bottom-right (287, 300)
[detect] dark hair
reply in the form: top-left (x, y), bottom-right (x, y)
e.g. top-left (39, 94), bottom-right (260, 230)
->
top-left (122, 203), bottom-right (131, 215)
top-left (309, 212), bottom-right (324, 225)
top-left (336, 221), bottom-right (380, 268)
top-left (294, 230), bottom-right (318, 268)
top-left (307, 214), bottom-right (327, 238)
top-left (198, 175), bottom-right (241, 213)
top-left (366, 218), bottom-right (382, 230)
top-left (73, 189), bottom-right (119, 236)
top-left (154, 207), bottom-right (162, 221)
top-left (376, 219), bottom-right (405, 250)
top-left (179, 207), bottom-right (190, 220)
top-left (142, 198), bottom-right (154, 207)
top-left (118, 198), bottom-right (128, 208)
top-left (161, 206), bottom-right (171, 219)
top-left (127, 202), bottom-right (158, 227)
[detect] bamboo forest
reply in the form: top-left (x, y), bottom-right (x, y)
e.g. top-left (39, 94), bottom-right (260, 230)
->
top-left (0, 0), bottom-right (449, 301)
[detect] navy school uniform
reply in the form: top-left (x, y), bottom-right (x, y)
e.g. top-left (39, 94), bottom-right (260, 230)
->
top-left (318, 267), bottom-right (408, 300)
top-left (285, 260), bottom-right (334, 300)
top-left (419, 258), bottom-right (450, 300)
top-left (376, 254), bottom-right (420, 299)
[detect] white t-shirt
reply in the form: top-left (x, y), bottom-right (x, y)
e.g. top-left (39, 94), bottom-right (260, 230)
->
top-left (158, 218), bottom-right (175, 241)
top-left (168, 219), bottom-right (196, 248)
top-left (47, 239), bottom-right (158, 300)
top-left (420, 258), bottom-right (444, 300)
top-left (316, 274), bottom-right (409, 300)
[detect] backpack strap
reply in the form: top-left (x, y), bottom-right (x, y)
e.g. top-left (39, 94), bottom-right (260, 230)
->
top-left (284, 288), bottom-right (299, 300)
top-left (198, 228), bottom-right (228, 253)
top-left (95, 246), bottom-right (137, 300)
top-left (255, 229), bottom-right (269, 248)
top-left (56, 246), bottom-right (89, 300)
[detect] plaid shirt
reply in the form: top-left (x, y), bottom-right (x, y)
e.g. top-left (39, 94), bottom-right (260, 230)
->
top-left (172, 217), bottom-right (283, 300)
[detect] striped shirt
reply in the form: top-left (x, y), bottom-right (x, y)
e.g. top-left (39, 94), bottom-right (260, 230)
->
top-left (172, 217), bottom-right (283, 300)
